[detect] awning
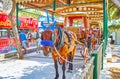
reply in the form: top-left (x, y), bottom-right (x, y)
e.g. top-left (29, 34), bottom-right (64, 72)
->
top-left (16, 0), bottom-right (103, 23)
top-left (0, 13), bottom-right (12, 28)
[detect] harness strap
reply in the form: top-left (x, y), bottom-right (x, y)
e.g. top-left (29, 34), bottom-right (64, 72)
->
top-left (53, 45), bottom-right (84, 64)
top-left (64, 31), bottom-right (72, 48)
top-left (55, 27), bottom-right (63, 49)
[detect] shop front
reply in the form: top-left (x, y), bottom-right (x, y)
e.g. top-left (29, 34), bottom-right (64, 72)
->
top-left (0, 13), bottom-right (38, 54)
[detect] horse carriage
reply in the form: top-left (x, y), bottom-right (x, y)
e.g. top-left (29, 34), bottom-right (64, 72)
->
top-left (39, 19), bottom-right (90, 79)
top-left (6, 0), bottom-right (103, 78)
top-left (64, 14), bottom-right (89, 44)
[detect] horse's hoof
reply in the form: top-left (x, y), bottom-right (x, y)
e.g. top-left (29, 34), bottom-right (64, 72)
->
top-left (67, 69), bottom-right (72, 73)
top-left (54, 76), bottom-right (59, 79)
top-left (62, 76), bottom-right (66, 79)
top-left (54, 77), bottom-right (58, 79)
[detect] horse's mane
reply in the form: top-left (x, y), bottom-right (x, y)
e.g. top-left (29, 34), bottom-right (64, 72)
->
top-left (56, 28), bottom-right (77, 46)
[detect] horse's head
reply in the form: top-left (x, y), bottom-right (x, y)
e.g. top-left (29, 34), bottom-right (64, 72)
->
top-left (41, 21), bottom-right (56, 56)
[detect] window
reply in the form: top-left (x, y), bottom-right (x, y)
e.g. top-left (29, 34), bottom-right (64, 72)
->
top-left (0, 29), bottom-right (8, 38)
top-left (10, 29), bottom-right (14, 37)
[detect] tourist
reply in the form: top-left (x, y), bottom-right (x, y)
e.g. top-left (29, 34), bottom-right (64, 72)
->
top-left (35, 31), bottom-right (40, 53)
top-left (27, 31), bottom-right (32, 47)
top-left (19, 30), bottom-right (27, 53)
top-left (87, 28), bottom-right (93, 52)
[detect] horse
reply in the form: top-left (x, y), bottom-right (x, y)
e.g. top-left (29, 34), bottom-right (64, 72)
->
top-left (40, 21), bottom-right (84, 79)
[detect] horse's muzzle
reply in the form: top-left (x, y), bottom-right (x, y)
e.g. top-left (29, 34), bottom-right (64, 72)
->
top-left (42, 46), bottom-right (51, 56)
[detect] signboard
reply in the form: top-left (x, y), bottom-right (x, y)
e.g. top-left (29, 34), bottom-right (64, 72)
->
top-left (0, 38), bottom-right (17, 53)
top-left (0, 14), bottom-right (38, 30)
top-left (0, 38), bottom-right (10, 53)
top-left (38, 16), bottom-right (52, 22)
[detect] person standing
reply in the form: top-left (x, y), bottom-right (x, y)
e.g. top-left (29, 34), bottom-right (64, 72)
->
top-left (27, 31), bottom-right (32, 47)
top-left (35, 31), bottom-right (40, 53)
top-left (87, 28), bottom-right (93, 52)
top-left (91, 34), bottom-right (96, 51)
top-left (19, 30), bottom-right (27, 53)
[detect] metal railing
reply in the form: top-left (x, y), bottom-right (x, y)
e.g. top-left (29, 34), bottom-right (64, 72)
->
top-left (97, 44), bottom-right (103, 76)
top-left (90, 43), bottom-right (103, 79)
top-left (73, 57), bottom-right (94, 79)
top-left (81, 57), bottom-right (94, 79)
top-left (79, 42), bottom-right (103, 79)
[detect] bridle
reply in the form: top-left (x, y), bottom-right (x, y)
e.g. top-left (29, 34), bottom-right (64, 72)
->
top-left (41, 27), bottom-right (63, 49)
top-left (40, 21), bottom-right (63, 49)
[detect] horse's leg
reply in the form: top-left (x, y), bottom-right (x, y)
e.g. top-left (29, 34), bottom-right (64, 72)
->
top-left (52, 50), bottom-right (59, 79)
top-left (54, 60), bottom-right (59, 79)
top-left (68, 46), bottom-right (76, 72)
top-left (62, 61), bottom-right (66, 79)
top-left (68, 52), bottom-right (73, 72)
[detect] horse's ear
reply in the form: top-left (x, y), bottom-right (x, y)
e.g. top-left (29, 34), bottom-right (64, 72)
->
top-left (50, 21), bottom-right (56, 31)
top-left (41, 21), bottom-right (47, 30)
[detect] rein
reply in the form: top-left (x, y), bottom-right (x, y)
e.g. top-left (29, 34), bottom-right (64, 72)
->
top-left (53, 31), bottom-right (87, 64)
top-left (53, 45), bottom-right (86, 64)
top-left (55, 27), bottom-right (63, 49)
